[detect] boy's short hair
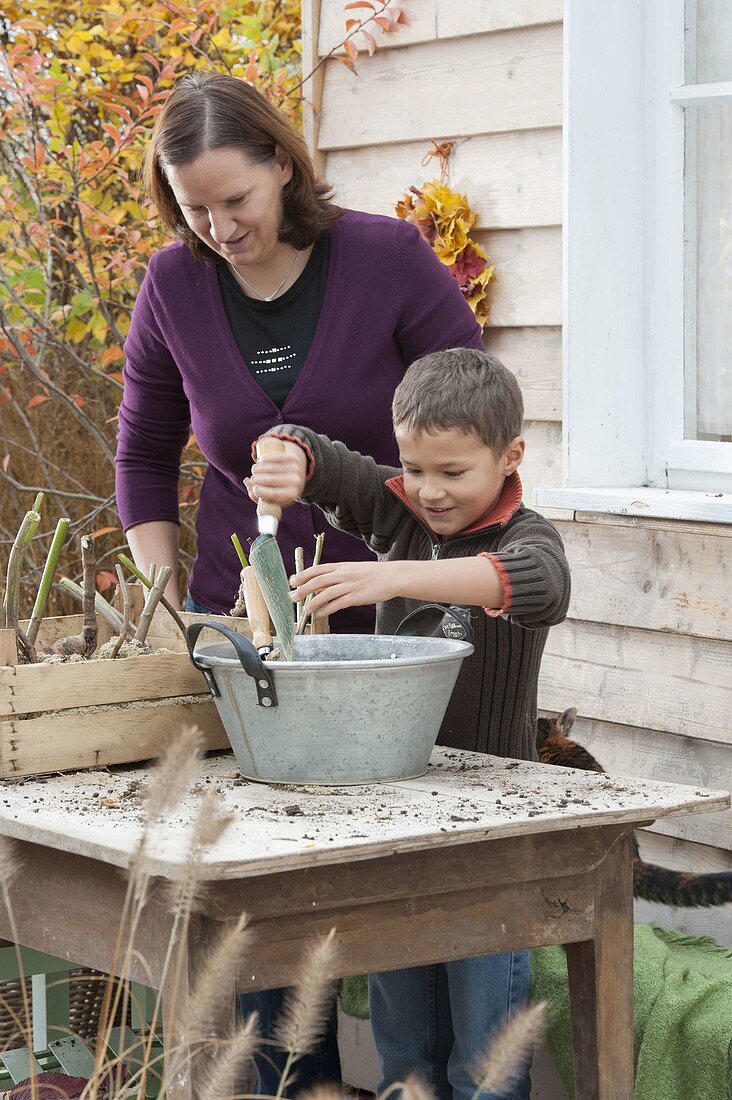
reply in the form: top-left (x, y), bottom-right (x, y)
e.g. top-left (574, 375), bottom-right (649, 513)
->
top-left (391, 348), bottom-right (524, 454)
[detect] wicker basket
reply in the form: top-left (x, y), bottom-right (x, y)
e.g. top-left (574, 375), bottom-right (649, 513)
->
top-left (0, 969), bottom-right (131, 1051)
top-left (0, 975), bottom-right (31, 1051)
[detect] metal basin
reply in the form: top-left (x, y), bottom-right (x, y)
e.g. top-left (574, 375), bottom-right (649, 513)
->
top-left (188, 627), bottom-right (473, 786)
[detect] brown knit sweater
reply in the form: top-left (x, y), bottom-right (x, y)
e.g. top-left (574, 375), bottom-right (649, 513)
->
top-left (265, 426), bottom-right (571, 762)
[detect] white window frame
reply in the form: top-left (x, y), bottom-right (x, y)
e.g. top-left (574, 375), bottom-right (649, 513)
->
top-left (536, 0), bottom-right (732, 523)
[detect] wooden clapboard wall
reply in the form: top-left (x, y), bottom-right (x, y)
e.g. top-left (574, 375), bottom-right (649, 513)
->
top-left (541, 513), bottom-right (732, 946)
top-left (301, 0), bottom-right (732, 954)
top-left (307, 0), bottom-right (563, 504)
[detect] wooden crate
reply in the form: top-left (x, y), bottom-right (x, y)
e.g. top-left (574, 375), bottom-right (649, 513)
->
top-left (0, 610), bottom-right (250, 780)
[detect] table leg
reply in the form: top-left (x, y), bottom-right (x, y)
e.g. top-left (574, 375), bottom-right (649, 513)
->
top-left (161, 917), bottom-right (239, 1100)
top-left (566, 829), bottom-right (635, 1100)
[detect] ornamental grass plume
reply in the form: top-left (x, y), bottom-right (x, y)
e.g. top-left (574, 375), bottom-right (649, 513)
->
top-left (272, 929), bottom-right (339, 1097)
top-left (296, 1086), bottom-right (348, 1100)
top-left (184, 915), bottom-right (253, 1046)
top-left (164, 787), bottom-right (235, 916)
top-left (201, 1012), bottom-right (260, 1100)
top-left (469, 1001), bottom-right (547, 1099)
top-left (0, 832), bottom-right (19, 888)
top-left (141, 724), bottom-right (205, 828)
top-left (91, 724), bottom-right (206, 1091)
top-left (0, 836), bottom-right (35, 1073)
top-left (397, 1074), bottom-right (436, 1100)
top-left (135, 783), bottom-right (235, 1093)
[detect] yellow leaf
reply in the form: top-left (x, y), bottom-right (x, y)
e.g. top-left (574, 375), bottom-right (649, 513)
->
top-left (66, 318), bottom-right (89, 343)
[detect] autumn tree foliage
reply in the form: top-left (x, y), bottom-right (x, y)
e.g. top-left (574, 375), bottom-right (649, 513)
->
top-left (0, 0), bottom-right (406, 613)
top-left (0, 0), bottom-right (302, 606)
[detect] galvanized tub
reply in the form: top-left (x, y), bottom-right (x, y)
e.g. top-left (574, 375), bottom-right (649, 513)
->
top-left (186, 623), bottom-right (473, 785)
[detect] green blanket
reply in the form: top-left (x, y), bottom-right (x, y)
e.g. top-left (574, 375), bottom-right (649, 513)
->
top-left (341, 924), bottom-right (732, 1100)
top-left (531, 923), bottom-right (732, 1100)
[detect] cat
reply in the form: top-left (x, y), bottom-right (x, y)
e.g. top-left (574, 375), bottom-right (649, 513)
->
top-left (537, 708), bottom-right (732, 909)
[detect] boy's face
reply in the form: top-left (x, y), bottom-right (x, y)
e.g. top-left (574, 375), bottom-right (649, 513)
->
top-left (395, 425), bottom-right (525, 538)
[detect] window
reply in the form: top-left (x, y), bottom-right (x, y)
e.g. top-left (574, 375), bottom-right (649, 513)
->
top-left (673, 2), bottom-right (732, 461)
top-left (536, 0), bottom-right (732, 521)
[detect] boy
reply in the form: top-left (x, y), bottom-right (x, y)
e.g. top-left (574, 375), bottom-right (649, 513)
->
top-left (249, 348), bottom-right (570, 1100)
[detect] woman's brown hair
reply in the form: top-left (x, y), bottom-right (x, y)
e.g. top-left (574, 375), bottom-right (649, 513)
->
top-left (143, 71), bottom-right (343, 260)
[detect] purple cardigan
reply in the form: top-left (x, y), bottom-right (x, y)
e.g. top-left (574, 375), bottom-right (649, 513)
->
top-left (116, 209), bottom-right (483, 622)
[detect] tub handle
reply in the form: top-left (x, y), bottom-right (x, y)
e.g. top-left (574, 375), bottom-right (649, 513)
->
top-left (185, 622), bottom-right (278, 708)
top-left (394, 603), bottom-right (474, 642)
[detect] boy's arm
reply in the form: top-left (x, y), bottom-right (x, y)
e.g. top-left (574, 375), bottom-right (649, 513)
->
top-left (480, 516), bottom-right (571, 627)
top-left (251, 425), bottom-right (404, 549)
top-left (290, 557), bottom-right (504, 619)
top-left (291, 515), bottom-right (570, 625)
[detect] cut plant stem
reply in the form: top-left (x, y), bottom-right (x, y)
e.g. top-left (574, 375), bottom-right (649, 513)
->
top-left (80, 534), bottom-right (98, 656)
top-left (15, 626), bottom-right (36, 665)
top-left (108, 565), bottom-right (131, 659)
top-left (231, 532), bottom-right (249, 568)
top-left (26, 517), bottom-right (70, 645)
top-left (136, 565), bottom-right (172, 645)
top-left (117, 553), bottom-right (186, 636)
top-left (59, 577), bottom-right (127, 634)
top-left (2, 494), bottom-right (43, 632)
top-left (46, 537), bottom-right (99, 659)
top-left (297, 532), bottom-right (326, 635)
top-left (294, 546), bottom-right (305, 627)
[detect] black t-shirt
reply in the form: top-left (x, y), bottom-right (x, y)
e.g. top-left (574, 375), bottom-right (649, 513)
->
top-left (217, 236), bottom-right (330, 408)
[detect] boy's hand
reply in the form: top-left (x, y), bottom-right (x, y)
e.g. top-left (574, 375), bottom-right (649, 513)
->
top-left (290, 561), bottom-right (405, 618)
top-left (245, 440), bottom-right (307, 507)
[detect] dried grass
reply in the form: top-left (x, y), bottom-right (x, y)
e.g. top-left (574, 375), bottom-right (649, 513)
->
top-left (142, 724), bottom-right (205, 827)
top-left (185, 916), bottom-right (253, 1045)
top-left (201, 1013), bottom-right (260, 1100)
top-left (470, 1000), bottom-right (547, 1098)
top-left (273, 930), bottom-right (339, 1058)
top-left (0, 834), bottom-right (20, 887)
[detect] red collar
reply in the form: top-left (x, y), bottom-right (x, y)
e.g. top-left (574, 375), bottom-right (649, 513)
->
top-left (385, 470), bottom-right (523, 538)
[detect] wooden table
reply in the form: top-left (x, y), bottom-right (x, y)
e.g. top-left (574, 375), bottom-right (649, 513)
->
top-left (0, 748), bottom-right (727, 1099)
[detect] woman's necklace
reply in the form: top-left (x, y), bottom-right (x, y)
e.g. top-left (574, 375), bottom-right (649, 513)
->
top-left (229, 249), bottom-right (302, 302)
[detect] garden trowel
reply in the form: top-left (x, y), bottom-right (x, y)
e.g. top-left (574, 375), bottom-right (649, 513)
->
top-left (250, 438), bottom-right (295, 660)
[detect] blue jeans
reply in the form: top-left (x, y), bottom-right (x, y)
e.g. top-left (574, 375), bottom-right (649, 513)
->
top-left (369, 952), bottom-right (532, 1100)
top-left (186, 593), bottom-right (343, 1095)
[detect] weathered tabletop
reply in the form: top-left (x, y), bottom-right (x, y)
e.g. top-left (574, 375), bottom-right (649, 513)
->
top-left (0, 747), bottom-right (726, 878)
top-left (0, 748), bottom-right (727, 1100)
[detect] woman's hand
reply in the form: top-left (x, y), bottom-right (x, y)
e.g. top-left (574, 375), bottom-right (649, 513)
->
top-left (290, 560), bottom-right (406, 618)
top-left (245, 440), bottom-right (307, 507)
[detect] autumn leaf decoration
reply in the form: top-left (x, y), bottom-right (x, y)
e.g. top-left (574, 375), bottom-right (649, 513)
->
top-left (396, 179), bottom-right (495, 328)
top-left (339, 1), bottom-right (408, 72)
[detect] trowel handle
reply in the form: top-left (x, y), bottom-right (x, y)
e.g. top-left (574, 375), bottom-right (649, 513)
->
top-left (241, 566), bottom-right (272, 652)
top-left (256, 437), bottom-right (286, 527)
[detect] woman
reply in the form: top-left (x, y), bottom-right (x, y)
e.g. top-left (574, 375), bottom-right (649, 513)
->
top-left (115, 70), bottom-right (483, 1090)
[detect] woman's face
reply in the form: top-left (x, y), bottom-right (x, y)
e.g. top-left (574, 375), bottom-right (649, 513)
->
top-left (166, 146), bottom-right (293, 268)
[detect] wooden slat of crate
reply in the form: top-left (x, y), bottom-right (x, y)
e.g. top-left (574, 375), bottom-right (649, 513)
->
top-left (0, 652), bottom-right (210, 717)
top-left (1, 612), bottom-right (252, 717)
top-left (0, 698), bottom-right (227, 779)
top-left (145, 609), bottom-right (251, 651)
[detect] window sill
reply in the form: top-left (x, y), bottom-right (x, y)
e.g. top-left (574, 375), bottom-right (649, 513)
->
top-left (534, 486), bottom-right (732, 525)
